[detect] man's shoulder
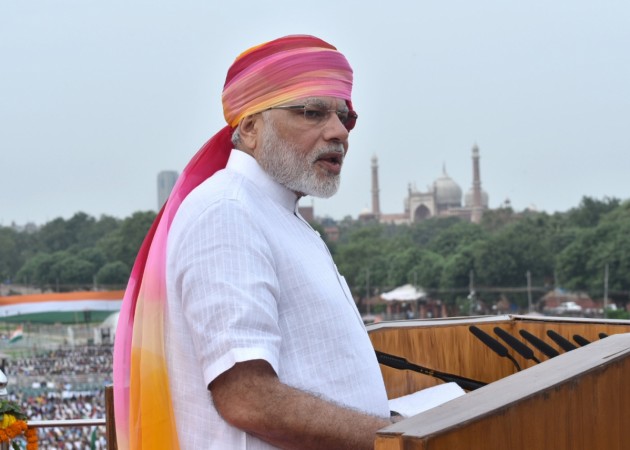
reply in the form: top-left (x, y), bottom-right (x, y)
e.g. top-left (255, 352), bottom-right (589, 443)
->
top-left (186, 167), bottom-right (259, 207)
top-left (172, 169), bottom-right (261, 228)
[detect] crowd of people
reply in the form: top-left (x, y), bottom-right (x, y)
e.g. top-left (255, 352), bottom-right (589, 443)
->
top-left (3, 344), bottom-right (113, 449)
top-left (6, 345), bottom-right (113, 379)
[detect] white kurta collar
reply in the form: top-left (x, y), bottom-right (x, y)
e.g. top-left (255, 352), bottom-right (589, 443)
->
top-left (226, 149), bottom-right (299, 213)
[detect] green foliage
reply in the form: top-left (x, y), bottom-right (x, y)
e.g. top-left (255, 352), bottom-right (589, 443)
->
top-left (5, 195), bottom-right (630, 314)
top-left (0, 228), bottom-right (20, 282)
top-left (15, 253), bottom-right (56, 287)
top-left (428, 221), bottom-right (486, 256)
top-left (9, 211), bottom-right (155, 291)
top-left (37, 212), bottom-right (103, 252)
top-left (335, 223), bottom-right (391, 296)
top-left (408, 217), bottom-right (462, 247)
top-left (0, 399), bottom-right (27, 421)
top-left (605, 309), bottom-right (630, 320)
top-left (474, 214), bottom-right (555, 288)
top-left (480, 206), bottom-right (517, 232)
top-left (386, 246), bottom-right (423, 287)
top-left (439, 244), bottom-right (478, 303)
top-left (96, 261), bottom-right (131, 286)
top-left (410, 250), bottom-right (445, 290)
top-left (76, 248), bottom-right (107, 269)
top-left (556, 202), bottom-right (630, 301)
top-left (96, 211), bottom-right (156, 269)
top-left (50, 252), bottom-right (96, 288)
top-left (566, 196), bottom-right (621, 228)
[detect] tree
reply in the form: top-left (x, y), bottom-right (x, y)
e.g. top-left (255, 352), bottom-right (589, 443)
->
top-left (555, 229), bottom-right (599, 292)
top-left (38, 217), bottom-right (72, 253)
top-left (77, 248), bottom-right (107, 270)
top-left (0, 227), bottom-right (21, 282)
top-left (96, 261), bottom-right (130, 286)
top-left (96, 211), bottom-right (156, 268)
top-left (335, 224), bottom-right (391, 298)
top-left (50, 252), bottom-right (96, 289)
top-left (564, 204), bottom-right (630, 304)
top-left (480, 206), bottom-right (516, 232)
top-left (439, 244), bottom-right (478, 307)
top-left (408, 217), bottom-right (463, 247)
top-left (35, 212), bottom-right (98, 253)
top-left (556, 203), bottom-right (630, 300)
top-left (428, 221), bottom-right (485, 257)
top-left (385, 246), bottom-right (423, 288)
top-left (478, 214), bottom-right (555, 286)
top-left (566, 196), bottom-right (621, 228)
top-left (65, 212), bottom-right (98, 248)
top-left (15, 253), bottom-right (56, 287)
top-left (410, 250), bottom-right (445, 291)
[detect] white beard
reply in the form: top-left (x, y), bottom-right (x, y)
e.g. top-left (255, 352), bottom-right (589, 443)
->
top-left (257, 119), bottom-right (344, 198)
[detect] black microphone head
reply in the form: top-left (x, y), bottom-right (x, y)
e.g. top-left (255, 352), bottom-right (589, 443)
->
top-left (494, 327), bottom-right (535, 360)
top-left (572, 334), bottom-right (591, 347)
top-left (469, 325), bottom-right (508, 357)
top-left (375, 351), bottom-right (409, 371)
top-left (518, 329), bottom-right (560, 358)
top-left (546, 329), bottom-right (578, 352)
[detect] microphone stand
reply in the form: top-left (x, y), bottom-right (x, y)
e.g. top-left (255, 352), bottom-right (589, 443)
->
top-left (375, 350), bottom-right (487, 391)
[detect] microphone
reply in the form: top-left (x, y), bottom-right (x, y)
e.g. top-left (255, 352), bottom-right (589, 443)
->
top-left (572, 334), bottom-right (591, 347)
top-left (469, 326), bottom-right (521, 371)
top-left (375, 350), bottom-right (487, 391)
top-left (546, 329), bottom-right (578, 352)
top-left (493, 327), bottom-right (541, 364)
top-left (518, 329), bottom-right (560, 359)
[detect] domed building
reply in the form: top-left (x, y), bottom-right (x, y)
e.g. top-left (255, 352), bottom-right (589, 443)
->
top-left (369, 144), bottom-right (489, 224)
top-left (433, 167), bottom-right (463, 212)
top-left (464, 188), bottom-right (489, 209)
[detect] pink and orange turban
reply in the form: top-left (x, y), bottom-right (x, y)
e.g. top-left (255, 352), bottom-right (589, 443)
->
top-left (113, 35), bottom-right (355, 450)
top-left (222, 34), bottom-right (354, 127)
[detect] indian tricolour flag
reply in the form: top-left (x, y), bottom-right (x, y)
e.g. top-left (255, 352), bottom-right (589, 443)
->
top-left (8, 325), bottom-right (23, 343)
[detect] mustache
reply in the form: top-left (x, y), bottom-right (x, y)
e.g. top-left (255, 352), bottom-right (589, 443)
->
top-left (312, 144), bottom-right (346, 162)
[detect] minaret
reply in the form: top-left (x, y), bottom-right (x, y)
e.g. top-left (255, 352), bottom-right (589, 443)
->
top-left (371, 155), bottom-right (381, 218)
top-left (471, 144), bottom-right (483, 224)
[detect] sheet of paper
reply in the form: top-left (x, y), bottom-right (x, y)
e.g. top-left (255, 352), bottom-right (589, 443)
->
top-left (388, 382), bottom-right (466, 417)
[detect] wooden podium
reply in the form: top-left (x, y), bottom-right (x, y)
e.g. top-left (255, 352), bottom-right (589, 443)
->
top-left (369, 315), bottom-right (630, 450)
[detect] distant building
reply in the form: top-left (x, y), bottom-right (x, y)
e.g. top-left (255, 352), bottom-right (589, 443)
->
top-left (157, 171), bottom-right (179, 210)
top-left (365, 144), bottom-right (489, 224)
top-left (541, 289), bottom-right (596, 316)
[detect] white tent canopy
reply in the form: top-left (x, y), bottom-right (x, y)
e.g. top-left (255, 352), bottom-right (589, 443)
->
top-left (99, 311), bottom-right (120, 330)
top-left (380, 284), bottom-right (426, 302)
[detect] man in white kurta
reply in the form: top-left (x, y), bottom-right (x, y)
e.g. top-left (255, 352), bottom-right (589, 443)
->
top-left (135, 34), bottom-right (398, 450)
top-left (165, 150), bottom-right (390, 449)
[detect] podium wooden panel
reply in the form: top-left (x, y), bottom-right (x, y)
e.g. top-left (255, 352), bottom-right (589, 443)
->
top-left (368, 315), bottom-right (630, 398)
top-left (370, 316), bottom-right (630, 450)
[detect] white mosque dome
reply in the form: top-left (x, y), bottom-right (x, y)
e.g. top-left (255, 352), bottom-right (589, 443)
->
top-left (464, 188), bottom-right (489, 208)
top-left (433, 169), bottom-right (462, 208)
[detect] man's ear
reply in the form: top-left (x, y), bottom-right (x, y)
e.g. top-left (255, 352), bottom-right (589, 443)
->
top-left (237, 114), bottom-right (262, 155)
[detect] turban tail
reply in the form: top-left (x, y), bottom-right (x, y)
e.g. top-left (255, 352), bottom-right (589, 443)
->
top-left (112, 35), bottom-right (353, 450)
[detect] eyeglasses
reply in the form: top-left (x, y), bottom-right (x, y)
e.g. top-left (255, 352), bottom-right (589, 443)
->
top-left (264, 103), bottom-right (358, 131)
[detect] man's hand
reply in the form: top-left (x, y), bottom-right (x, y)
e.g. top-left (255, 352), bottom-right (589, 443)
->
top-left (209, 359), bottom-right (391, 450)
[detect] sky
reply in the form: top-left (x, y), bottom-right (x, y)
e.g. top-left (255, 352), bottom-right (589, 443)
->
top-left (2, 1), bottom-right (629, 226)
